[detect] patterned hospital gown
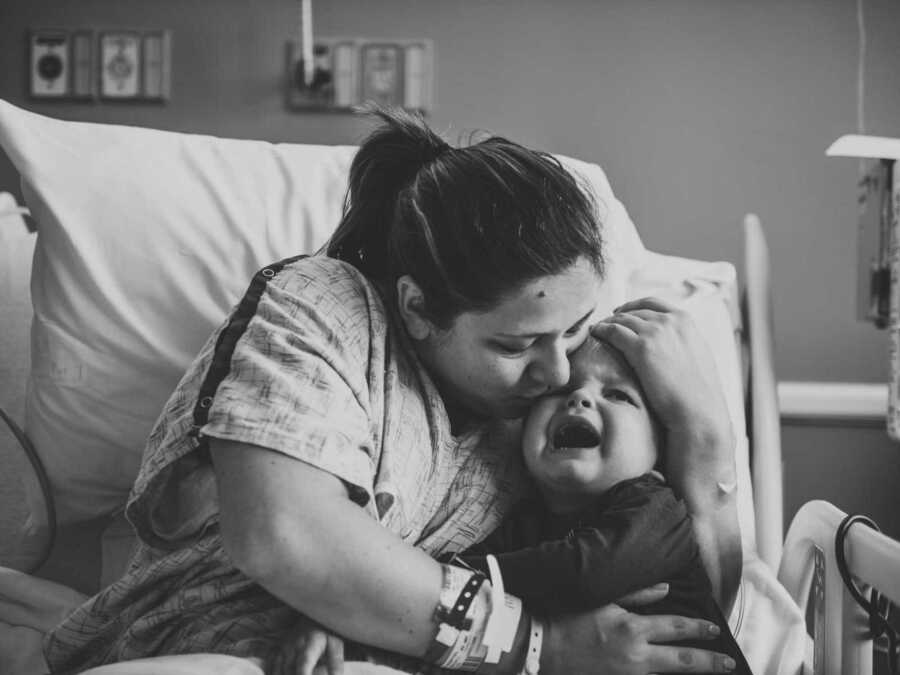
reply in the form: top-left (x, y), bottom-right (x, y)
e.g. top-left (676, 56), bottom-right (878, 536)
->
top-left (43, 255), bottom-right (529, 672)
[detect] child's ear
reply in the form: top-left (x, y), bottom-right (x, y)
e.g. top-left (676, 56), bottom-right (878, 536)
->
top-left (396, 275), bottom-right (434, 341)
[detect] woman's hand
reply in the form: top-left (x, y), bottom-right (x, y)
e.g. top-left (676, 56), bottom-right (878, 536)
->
top-left (591, 298), bottom-right (742, 610)
top-left (266, 615), bottom-right (345, 675)
top-left (590, 297), bottom-right (735, 504)
top-left (542, 604), bottom-right (737, 674)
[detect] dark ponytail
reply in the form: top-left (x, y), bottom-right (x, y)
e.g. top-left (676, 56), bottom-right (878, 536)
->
top-left (326, 106), bottom-right (450, 280)
top-left (326, 105), bottom-right (605, 328)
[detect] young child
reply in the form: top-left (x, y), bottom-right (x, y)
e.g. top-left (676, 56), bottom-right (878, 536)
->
top-left (449, 336), bottom-right (753, 673)
top-left (272, 336), bottom-right (752, 675)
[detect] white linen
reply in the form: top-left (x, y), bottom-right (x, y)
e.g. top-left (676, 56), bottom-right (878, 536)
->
top-left (0, 558), bottom-right (807, 675)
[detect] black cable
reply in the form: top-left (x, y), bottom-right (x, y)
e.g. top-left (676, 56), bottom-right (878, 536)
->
top-left (0, 404), bottom-right (56, 574)
top-left (835, 514), bottom-right (898, 675)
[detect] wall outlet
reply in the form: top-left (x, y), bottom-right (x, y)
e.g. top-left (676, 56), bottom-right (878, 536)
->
top-left (30, 30), bottom-right (70, 97)
top-left (100, 32), bottom-right (141, 98)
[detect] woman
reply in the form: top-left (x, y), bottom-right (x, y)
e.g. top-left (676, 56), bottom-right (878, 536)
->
top-left (44, 107), bottom-right (741, 675)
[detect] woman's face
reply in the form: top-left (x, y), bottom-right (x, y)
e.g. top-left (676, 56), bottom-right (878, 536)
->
top-left (414, 257), bottom-right (607, 420)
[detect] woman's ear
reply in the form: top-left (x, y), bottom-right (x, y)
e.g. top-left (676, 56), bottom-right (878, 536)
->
top-left (396, 275), bottom-right (433, 340)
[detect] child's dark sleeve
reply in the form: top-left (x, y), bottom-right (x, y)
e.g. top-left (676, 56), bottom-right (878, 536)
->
top-left (457, 481), bottom-right (697, 615)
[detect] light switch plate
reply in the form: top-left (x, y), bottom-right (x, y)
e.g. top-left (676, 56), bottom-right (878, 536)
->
top-left (70, 30), bottom-right (95, 98)
top-left (141, 30), bottom-right (171, 100)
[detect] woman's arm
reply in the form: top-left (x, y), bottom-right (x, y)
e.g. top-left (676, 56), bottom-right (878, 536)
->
top-left (592, 298), bottom-right (742, 614)
top-left (667, 423), bottom-right (742, 617)
top-left (211, 438), bottom-right (442, 656)
top-left (212, 439), bottom-right (736, 674)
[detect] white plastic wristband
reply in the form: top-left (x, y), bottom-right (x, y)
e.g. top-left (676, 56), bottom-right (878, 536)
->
top-left (482, 554), bottom-right (521, 663)
top-left (436, 579), bottom-right (492, 671)
top-left (521, 617), bottom-right (544, 675)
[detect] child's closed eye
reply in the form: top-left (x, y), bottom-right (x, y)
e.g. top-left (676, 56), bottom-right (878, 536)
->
top-left (605, 388), bottom-right (636, 405)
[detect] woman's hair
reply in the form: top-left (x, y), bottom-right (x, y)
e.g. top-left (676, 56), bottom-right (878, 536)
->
top-left (325, 105), bottom-right (605, 328)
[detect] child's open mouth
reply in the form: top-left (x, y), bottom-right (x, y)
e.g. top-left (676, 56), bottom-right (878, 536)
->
top-left (551, 416), bottom-right (601, 452)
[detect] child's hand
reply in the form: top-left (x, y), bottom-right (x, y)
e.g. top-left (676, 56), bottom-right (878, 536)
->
top-left (267, 616), bottom-right (345, 675)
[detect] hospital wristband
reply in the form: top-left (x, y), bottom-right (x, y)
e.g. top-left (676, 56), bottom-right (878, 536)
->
top-left (442, 590), bottom-right (522, 670)
top-left (425, 565), bottom-right (489, 667)
top-left (436, 594), bottom-right (491, 671)
top-left (520, 617), bottom-right (544, 675)
top-left (482, 555), bottom-right (522, 663)
top-left (475, 605), bottom-right (532, 675)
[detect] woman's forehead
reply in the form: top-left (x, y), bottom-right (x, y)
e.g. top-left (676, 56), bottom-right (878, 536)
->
top-left (479, 260), bottom-right (603, 334)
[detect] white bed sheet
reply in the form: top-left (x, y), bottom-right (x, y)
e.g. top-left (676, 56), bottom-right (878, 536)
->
top-left (0, 559), bottom-right (806, 675)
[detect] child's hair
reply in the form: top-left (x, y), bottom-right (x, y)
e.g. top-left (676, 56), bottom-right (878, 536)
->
top-left (325, 105), bottom-right (605, 328)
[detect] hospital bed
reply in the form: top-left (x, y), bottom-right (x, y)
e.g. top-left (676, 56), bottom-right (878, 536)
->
top-left (0, 99), bottom-right (897, 675)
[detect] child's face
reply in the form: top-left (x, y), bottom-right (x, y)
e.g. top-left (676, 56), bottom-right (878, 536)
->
top-left (521, 339), bottom-right (661, 512)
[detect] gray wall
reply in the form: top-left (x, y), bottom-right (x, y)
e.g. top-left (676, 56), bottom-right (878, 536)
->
top-left (1, 0), bottom-right (899, 538)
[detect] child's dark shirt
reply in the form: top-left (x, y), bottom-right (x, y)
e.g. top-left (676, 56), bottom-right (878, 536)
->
top-left (455, 473), bottom-right (753, 674)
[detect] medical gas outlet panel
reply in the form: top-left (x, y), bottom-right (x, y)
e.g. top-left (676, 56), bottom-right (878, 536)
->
top-left (29, 28), bottom-right (171, 101)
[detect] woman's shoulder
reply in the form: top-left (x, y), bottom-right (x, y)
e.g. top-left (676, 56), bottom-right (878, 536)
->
top-left (278, 254), bottom-right (379, 293)
top-left (271, 254), bottom-right (390, 322)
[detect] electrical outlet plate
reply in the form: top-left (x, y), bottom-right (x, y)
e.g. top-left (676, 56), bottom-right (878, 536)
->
top-left (30, 29), bottom-right (70, 97)
top-left (28, 28), bottom-right (171, 102)
top-left (285, 37), bottom-right (433, 113)
top-left (100, 32), bottom-right (141, 98)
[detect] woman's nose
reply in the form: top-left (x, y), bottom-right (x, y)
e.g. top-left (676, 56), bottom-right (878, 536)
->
top-left (530, 343), bottom-right (570, 390)
top-left (566, 391), bottom-right (593, 409)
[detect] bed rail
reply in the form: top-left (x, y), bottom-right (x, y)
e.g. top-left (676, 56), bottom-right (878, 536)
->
top-left (778, 500), bottom-right (900, 675)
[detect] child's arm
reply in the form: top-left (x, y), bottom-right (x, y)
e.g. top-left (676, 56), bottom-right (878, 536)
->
top-left (457, 480), bottom-right (695, 615)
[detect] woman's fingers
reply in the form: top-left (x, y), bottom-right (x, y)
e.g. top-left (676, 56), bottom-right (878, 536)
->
top-left (614, 296), bottom-right (679, 314)
top-left (590, 316), bottom-right (655, 363)
top-left (590, 319), bottom-right (640, 346)
top-left (615, 583), bottom-right (669, 608)
top-left (325, 634), bottom-right (345, 675)
top-left (597, 312), bottom-right (655, 334)
top-left (613, 612), bottom-right (735, 673)
top-left (298, 631), bottom-right (327, 675)
top-left (637, 614), bottom-right (737, 673)
top-left (638, 613), bottom-right (722, 643)
top-left (647, 644), bottom-right (738, 673)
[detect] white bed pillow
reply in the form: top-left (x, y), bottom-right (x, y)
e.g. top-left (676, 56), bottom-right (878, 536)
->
top-left (0, 101), bottom-right (752, 549)
top-left (0, 101), bottom-right (357, 523)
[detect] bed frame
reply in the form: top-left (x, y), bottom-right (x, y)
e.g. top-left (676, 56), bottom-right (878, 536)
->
top-left (742, 213), bottom-right (900, 675)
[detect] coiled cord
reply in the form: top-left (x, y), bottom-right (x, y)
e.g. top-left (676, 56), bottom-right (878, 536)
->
top-left (0, 404), bottom-right (56, 574)
top-left (835, 514), bottom-right (898, 675)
